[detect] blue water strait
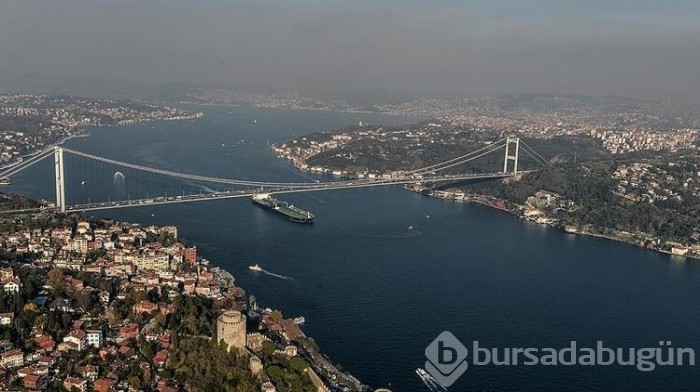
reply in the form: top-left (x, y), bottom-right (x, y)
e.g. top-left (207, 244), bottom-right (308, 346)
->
top-left (9, 107), bottom-right (700, 391)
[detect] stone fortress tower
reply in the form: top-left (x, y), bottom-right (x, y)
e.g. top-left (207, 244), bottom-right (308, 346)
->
top-left (216, 310), bottom-right (247, 351)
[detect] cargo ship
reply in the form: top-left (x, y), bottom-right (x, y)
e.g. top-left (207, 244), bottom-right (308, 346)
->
top-left (251, 194), bottom-right (314, 224)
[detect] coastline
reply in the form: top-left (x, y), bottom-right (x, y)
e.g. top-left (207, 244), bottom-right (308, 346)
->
top-left (0, 112), bottom-right (202, 172)
top-left (417, 189), bottom-right (700, 262)
top-left (200, 252), bottom-right (367, 390)
top-left (0, 133), bottom-right (89, 172)
top-left (0, 209), bottom-right (370, 391)
top-left (157, 99), bottom-right (426, 120)
top-left (272, 141), bottom-right (700, 262)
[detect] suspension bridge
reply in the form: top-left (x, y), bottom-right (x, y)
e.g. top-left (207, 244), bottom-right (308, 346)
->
top-left (0, 137), bottom-right (549, 214)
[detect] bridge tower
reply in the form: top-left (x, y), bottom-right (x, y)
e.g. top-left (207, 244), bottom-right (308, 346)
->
top-left (54, 146), bottom-right (66, 212)
top-left (503, 137), bottom-right (520, 175)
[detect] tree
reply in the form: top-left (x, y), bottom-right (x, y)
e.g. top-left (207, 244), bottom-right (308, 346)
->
top-left (288, 357), bottom-right (309, 372)
top-left (0, 289), bottom-right (7, 312)
top-left (138, 337), bottom-right (156, 362)
top-left (128, 375), bottom-right (141, 390)
top-left (261, 341), bottom-right (276, 357)
top-left (270, 310), bottom-right (283, 324)
top-left (267, 365), bottom-right (284, 379)
top-left (146, 287), bottom-right (160, 303)
top-left (15, 309), bottom-right (36, 339)
top-left (47, 268), bottom-right (65, 292)
top-left (168, 338), bottom-right (258, 391)
top-left (43, 380), bottom-right (66, 392)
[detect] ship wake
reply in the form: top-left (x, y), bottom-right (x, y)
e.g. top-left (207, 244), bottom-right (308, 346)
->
top-left (185, 181), bottom-right (218, 194)
top-left (416, 368), bottom-right (449, 392)
top-left (257, 268), bottom-right (294, 281)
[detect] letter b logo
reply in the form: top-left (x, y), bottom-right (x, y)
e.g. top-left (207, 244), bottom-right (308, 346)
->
top-left (438, 341), bottom-right (458, 365)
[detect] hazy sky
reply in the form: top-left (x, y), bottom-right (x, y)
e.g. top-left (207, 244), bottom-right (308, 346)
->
top-left (1, 0), bottom-right (699, 102)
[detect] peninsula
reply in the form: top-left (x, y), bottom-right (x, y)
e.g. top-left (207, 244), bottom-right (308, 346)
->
top-left (0, 94), bottom-right (203, 168)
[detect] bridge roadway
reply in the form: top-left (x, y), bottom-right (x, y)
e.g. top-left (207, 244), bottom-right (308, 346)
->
top-left (0, 171), bottom-right (537, 215)
top-left (64, 171), bottom-right (536, 212)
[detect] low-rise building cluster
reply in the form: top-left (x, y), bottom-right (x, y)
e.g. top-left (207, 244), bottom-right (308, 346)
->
top-left (613, 161), bottom-right (700, 205)
top-left (272, 122), bottom-right (487, 179)
top-left (591, 128), bottom-right (699, 154)
top-left (0, 219), bottom-right (240, 390)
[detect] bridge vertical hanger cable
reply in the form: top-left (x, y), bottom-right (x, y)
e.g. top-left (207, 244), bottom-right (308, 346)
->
top-left (406, 138), bottom-right (508, 175)
top-left (412, 140), bottom-right (509, 175)
top-left (519, 146), bottom-right (549, 168)
top-left (518, 140), bottom-right (551, 168)
top-left (0, 148), bottom-right (54, 178)
top-left (61, 147), bottom-right (347, 188)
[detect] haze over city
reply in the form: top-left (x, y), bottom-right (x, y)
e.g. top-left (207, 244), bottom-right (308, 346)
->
top-left (1, 0), bottom-right (700, 102)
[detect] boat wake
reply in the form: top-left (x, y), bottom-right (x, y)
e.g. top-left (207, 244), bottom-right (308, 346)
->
top-left (285, 165), bottom-right (320, 183)
top-left (254, 268), bottom-right (294, 281)
top-left (261, 269), bottom-right (294, 280)
top-left (416, 368), bottom-right (448, 392)
top-left (307, 194), bottom-right (326, 204)
top-left (186, 181), bottom-right (218, 194)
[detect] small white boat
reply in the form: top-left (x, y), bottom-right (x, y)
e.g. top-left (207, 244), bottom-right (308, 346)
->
top-left (249, 263), bottom-right (262, 272)
top-left (416, 368), bottom-right (447, 391)
top-left (416, 368), bottom-right (430, 378)
top-left (293, 316), bottom-right (305, 325)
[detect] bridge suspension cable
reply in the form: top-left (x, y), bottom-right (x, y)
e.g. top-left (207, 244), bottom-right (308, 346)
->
top-left (408, 138), bottom-right (508, 175)
top-left (61, 147), bottom-right (349, 188)
top-left (0, 147), bottom-right (55, 178)
top-left (61, 136), bottom-right (524, 192)
top-left (518, 139), bottom-right (552, 168)
top-left (421, 140), bottom-right (511, 174)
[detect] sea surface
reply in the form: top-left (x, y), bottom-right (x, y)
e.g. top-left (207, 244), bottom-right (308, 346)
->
top-left (8, 106), bottom-right (700, 391)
